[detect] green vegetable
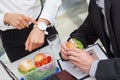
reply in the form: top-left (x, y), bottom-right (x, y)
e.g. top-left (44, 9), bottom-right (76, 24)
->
top-left (72, 38), bottom-right (84, 49)
top-left (24, 68), bottom-right (56, 80)
top-left (18, 67), bottom-right (36, 74)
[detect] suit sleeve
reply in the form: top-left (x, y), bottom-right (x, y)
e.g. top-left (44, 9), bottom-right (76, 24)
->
top-left (69, 0), bottom-right (98, 48)
top-left (95, 58), bottom-right (120, 80)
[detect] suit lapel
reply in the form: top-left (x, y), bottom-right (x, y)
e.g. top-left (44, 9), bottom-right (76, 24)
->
top-left (92, 0), bottom-right (112, 57)
top-left (105, 0), bottom-right (119, 56)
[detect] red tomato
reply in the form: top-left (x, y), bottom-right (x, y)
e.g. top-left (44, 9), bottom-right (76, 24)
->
top-left (41, 58), bottom-right (48, 65)
top-left (46, 56), bottom-right (52, 63)
top-left (35, 61), bottom-right (42, 67)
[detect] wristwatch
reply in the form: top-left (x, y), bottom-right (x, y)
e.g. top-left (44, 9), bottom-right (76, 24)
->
top-left (37, 22), bottom-right (47, 31)
top-left (37, 22), bottom-right (48, 34)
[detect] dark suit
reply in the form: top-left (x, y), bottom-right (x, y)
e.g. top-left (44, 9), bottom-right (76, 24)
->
top-left (69, 0), bottom-right (120, 80)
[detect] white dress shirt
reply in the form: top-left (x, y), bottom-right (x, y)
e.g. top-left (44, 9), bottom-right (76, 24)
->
top-left (0, 0), bottom-right (62, 31)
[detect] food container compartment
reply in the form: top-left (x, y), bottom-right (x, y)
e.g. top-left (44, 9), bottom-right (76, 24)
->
top-left (23, 60), bottom-right (57, 80)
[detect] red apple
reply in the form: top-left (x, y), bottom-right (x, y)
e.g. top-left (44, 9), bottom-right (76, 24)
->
top-left (34, 53), bottom-right (46, 62)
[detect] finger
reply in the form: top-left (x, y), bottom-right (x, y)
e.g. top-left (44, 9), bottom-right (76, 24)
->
top-left (17, 16), bottom-right (27, 29)
top-left (31, 18), bottom-right (38, 25)
top-left (67, 50), bottom-right (79, 58)
top-left (21, 20), bottom-right (29, 28)
top-left (62, 42), bottom-right (68, 50)
top-left (25, 37), bottom-right (34, 52)
top-left (31, 43), bottom-right (36, 51)
top-left (27, 42), bottom-right (33, 52)
top-left (25, 38), bottom-right (30, 51)
top-left (23, 15), bottom-right (38, 25)
top-left (68, 55), bottom-right (79, 62)
top-left (18, 21), bottom-right (25, 29)
top-left (13, 21), bottom-right (22, 29)
top-left (68, 47), bottom-right (83, 53)
top-left (19, 22), bottom-right (27, 29)
top-left (28, 17), bottom-right (38, 25)
top-left (60, 42), bottom-right (69, 55)
top-left (70, 60), bottom-right (82, 70)
top-left (36, 43), bottom-right (41, 49)
top-left (34, 45), bottom-right (39, 50)
top-left (33, 41), bottom-right (41, 51)
top-left (60, 47), bottom-right (67, 56)
top-left (61, 52), bottom-right (69, 60)
top-left (38, 38), bottom-right (44, 47)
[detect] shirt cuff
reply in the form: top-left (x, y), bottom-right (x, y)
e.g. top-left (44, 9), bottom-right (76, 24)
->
top-left (89, 60), bottom-right (100, 77)
top-left (0, 13), bottom-right (7, 27)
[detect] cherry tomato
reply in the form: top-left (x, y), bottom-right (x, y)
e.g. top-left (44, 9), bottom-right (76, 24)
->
top-left (41, 58), bottom-right (48, 65)
top-left (46, 56), bottom-right (52, 63)
top-left (35, 61), bottom-right (42, 67)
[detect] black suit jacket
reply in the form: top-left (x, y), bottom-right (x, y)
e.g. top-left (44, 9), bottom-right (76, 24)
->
top-left (69, 0), bottom-right (120, 80)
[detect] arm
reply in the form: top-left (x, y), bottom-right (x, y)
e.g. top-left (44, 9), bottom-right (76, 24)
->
top-left (36, 0), bottom-right (63, 29)
top-left (69, 14), bottom-right (98, 48)
top-left (95, 58), bottom-right (120, 79)
top-left (0, 13), bottom-right (37, 30)
top-left (39, 0), bottom-right (62, 25)
top-left (25, 0), bottom-right (62, 51)
top-left (69, 0), bottom-right (98, 48)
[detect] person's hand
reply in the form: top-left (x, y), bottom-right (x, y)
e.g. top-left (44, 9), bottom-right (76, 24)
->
top-left (60, 42), bottom-right (69, 60)
top-left (67, 48), bottom-right (96, 73)
top-left (4, 13), bottom-right (38, 30)
top-left (25, 27), bottom-right (45, 52)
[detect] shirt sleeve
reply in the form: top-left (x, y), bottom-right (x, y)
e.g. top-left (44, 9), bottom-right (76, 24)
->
top-left (89, 60), bottom-right (100, 77)
top-left (0, 13), bottom-right (7, 27)
top-left (39, 0), bottom-right (62, 25)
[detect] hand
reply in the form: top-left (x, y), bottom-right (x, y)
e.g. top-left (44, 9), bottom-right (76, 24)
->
top-left (60, 42), bottom-right (69, 60)
top-left (67, 48), bottom-right (96, 73)
top-left (25, 27), bottom-right (45, 51)
top-left (4, 13), bottom-right (38, 30)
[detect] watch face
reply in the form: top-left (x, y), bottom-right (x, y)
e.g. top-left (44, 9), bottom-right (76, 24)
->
top-left (38, 22), bottom-right (47, 30)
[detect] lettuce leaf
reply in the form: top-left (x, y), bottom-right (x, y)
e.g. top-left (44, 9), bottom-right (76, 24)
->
top-left (18, 67), bottom-right (36, 74)
top-left (72, 38), bottom-right (84, 49)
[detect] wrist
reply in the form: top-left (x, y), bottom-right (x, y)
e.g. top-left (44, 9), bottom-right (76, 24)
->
top-left (89, 60), bottom-right (100, 77)
top-left (38, 18), bottom-right (49, 26)
top-left (37, 22), bottom-right (47, 31)
top-left (35, 22), bottom-right (48, 34)
top-left (34, 26), bottom-right (45, 33)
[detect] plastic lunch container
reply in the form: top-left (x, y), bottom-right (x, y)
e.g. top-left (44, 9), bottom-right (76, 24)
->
top-left (22, 60), bottom-right (58, 80)
top-left (19, 53), bottom-right (60, 80)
